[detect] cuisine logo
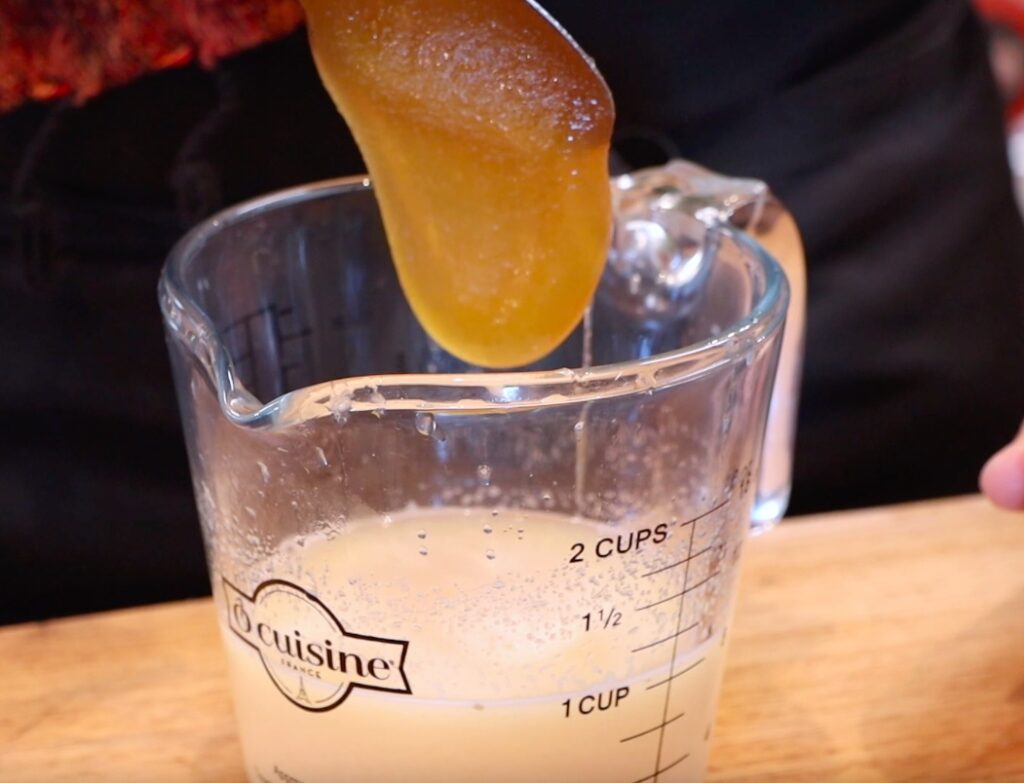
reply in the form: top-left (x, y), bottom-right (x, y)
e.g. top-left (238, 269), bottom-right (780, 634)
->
top-left (224, 578), bottom-right (411, 711)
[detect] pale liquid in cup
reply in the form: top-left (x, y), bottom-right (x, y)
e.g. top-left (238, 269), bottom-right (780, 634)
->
top-left (218, 507), bottom-right (735, 783)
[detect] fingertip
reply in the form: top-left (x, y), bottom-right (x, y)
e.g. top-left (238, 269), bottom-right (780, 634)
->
top-left (980, 445), bottom-right (1024, 510)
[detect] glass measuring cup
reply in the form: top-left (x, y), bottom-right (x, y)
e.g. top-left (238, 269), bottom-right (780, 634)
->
top-left (159, 176), bottom-right (788, 783)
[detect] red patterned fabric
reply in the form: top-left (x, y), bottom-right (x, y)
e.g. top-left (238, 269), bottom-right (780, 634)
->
top-left (975, 0), bottom-right (1024, 117)
top-left (0, 0), bottom-right (305, 112)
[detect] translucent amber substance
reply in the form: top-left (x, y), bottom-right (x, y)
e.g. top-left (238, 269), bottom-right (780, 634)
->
top-left (302, 0), bottom-right (614, 367)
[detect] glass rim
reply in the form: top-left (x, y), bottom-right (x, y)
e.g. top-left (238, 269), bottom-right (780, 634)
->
top-left (159, 175), bottom-right (789, 426)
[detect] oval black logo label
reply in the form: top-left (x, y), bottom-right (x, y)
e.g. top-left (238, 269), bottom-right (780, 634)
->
top-left (224, 578), bottom-right (412, 712)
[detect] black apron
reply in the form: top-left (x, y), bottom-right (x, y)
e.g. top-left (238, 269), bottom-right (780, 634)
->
top-left (2, 0), bottom-right (1022, 623)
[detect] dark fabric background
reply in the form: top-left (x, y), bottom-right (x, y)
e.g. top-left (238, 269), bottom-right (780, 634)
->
top-left (3, 0), bottom-right (1023, 624)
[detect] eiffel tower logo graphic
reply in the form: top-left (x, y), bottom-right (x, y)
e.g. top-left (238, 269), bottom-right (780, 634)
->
top-left (294, 677), bottom-right (311, 704)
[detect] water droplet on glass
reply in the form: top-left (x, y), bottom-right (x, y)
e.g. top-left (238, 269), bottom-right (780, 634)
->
top-left (485, 549), bottom-right (496, 560)
top-left (419, 546), bottom-right (429, 556)
top-left (329, 385), bottom-right (352, 423)
top-left (315, 447), bottom-right (329, 467)
top-left (369, 389), bottom-right (387, 419)
top-left (417, 529), bottom-right (427, 540)
top-left (477, 464), bottom-right (493, 484)
top-left (483, 524), bottom-right (493, 534)
top-left (257, 461), bottom-right (270, 483)
top-left (382, 514), bottom-right (394, 528)
top-left (490, 508), bottom-right (499, 517)
top-left (415, 411), bottom-right (436, 436)
top-left (573, 420), bottom-right (585, 433)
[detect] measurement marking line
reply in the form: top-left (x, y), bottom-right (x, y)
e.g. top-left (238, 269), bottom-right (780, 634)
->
top-left (641, 546), bottom-right (711, 579)
top-left (620, 710), bottom-right (686, 743)
top-left (648, 519), bottom-right (698, 783)
top-left (631, 623), bottom-right (698, 654)
top-left (645, 657), bottom-right (706, 691)
top-left (684, 497), bottom-right (730, 526)
top-left (635, 591), bottom-right (684, 611)
top-left (278, 327), bottom-right (312, 342)
top-left (222, 304), bottom-right (274, 333)
top-left (682, 570), bottom-right (719, 596)
top-left (629, 753), bottom-right (691, 783)
top-left (635, 569), bottom-right (721, 612)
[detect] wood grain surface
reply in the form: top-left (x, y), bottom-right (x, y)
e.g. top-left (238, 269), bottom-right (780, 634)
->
top-left (2, 495), bottom-right (1022, 782)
